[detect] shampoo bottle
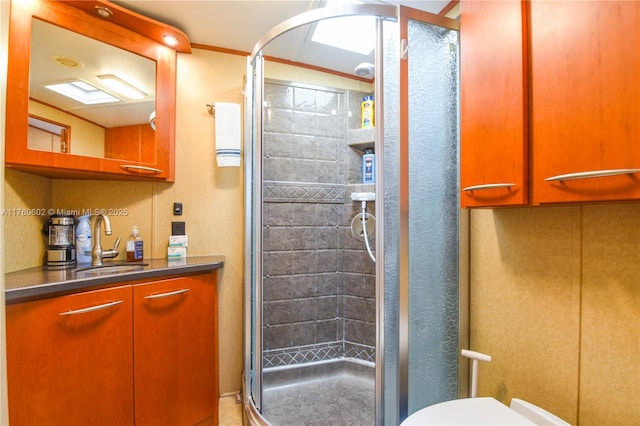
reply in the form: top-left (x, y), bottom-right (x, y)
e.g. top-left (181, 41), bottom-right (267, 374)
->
top-left (126, 226), bottom-right (144, 262)
top-left (361, 95), bottom-right (374, 128)
top-left (362, 148), bottom-right (375, 184)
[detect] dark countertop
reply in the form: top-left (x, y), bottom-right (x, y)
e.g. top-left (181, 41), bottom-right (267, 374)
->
top-left (5, 255), bottom-right (224, 304)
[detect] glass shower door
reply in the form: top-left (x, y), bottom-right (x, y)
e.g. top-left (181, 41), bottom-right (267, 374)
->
top-left (406, 16), bottom-right (460, 414)
top-left (244, 52), bottom-right (264, 416)
top-left (382, 7), bottom-right (462, 424)
top-left (244, 5), bottom-right (399, 425)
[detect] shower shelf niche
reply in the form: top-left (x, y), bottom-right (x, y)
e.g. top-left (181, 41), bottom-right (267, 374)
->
top-left (347, 183), bottom-right (375, 198)
top-left (347, 127), bottom-right (375, 152)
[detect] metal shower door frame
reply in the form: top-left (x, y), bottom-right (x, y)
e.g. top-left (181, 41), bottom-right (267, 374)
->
top-left (244, 4), bottom-right (397, 425)
top-left (244, 4), bottom-right (466, 425)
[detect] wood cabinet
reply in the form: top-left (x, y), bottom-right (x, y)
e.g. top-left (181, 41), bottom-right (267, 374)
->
top-left (6, 272), bottom-right (218, 426)
top-left (134, 274), bottom-right (219, 426)
top-left (460, 0), bottom-right (529, 207)
top-left (460, 0), bottom-right (640, 207)
top-left (6, 285), bottom-right (135, 426)
top-left (105, 124), bottom-right (157, 163)
top-left (4, 0), bottom-right (187, 182)
top-left (529, 0), bottom-right (640, 204)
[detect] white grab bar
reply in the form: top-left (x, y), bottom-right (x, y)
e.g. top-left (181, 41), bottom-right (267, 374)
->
top-left (461, 349), bottom-right (492, 398)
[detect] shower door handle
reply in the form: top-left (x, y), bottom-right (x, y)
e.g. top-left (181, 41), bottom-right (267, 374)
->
top-left (400, 39), bottom-right (409, 60)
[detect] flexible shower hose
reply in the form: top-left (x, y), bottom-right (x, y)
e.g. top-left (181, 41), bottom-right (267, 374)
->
top-left (362, 201), bottom-right (376, 263)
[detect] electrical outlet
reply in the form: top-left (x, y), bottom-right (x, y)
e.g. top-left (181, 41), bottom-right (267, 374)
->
top-left (172, 221), bottom-right (186, 235)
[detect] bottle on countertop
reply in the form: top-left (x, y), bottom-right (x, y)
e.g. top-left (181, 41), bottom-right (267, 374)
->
top-left (126, 226), bottom-right (144, 262)
top-left (75, 215), bottom-right (92, 264)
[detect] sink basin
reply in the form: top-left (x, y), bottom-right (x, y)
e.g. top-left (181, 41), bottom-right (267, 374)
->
top-left (74, 262), bottom-right (149, 278)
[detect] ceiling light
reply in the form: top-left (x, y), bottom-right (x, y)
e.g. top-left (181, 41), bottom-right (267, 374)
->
top-left (163, 35), bottom-right (179, 47)
top-left (51, 55), bottom-right (83, 69)
top-left (45, 80), bottom-right (120, 105)
top-left (98, 74), bottom-right (146, 100)
top-left (311, 1), bottom-right (376, 55)
top-left (354, 62), bottom-right (375, 78)
top-left (149, 111), bottom-right (156, 130)
top-left (95, 6), bottom-right (113, 19)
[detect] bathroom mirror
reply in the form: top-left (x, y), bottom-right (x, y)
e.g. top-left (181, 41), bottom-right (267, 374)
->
top-left (5, 0), bottom-right (179, 181)
top-left (28, 18), bottom-right (156, 159)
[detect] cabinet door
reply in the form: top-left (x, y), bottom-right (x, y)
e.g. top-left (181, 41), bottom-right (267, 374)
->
top-left (530, 0), bottom-right (640, 203)
top-left (133, 273), bottom-right (219, 426)
top-left (6, 285), bottom-right (134, 426)
top-left (460, 0), bottom-right (529, 207)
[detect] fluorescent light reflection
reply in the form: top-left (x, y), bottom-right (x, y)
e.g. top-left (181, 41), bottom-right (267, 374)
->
top-left (45, 80), bottom-right (120, 105)
top-left (98, 74), bottom-right (146, 100)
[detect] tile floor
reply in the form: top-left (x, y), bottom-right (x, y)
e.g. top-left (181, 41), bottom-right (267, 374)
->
top-left (219, 394), bottom-right (244, 425)
top-left (262, 360), bottom-right (375, 426)
top-left (220, 360), bottom-right (375, 426)
top-left (262, 372), bottom-right (374, 425)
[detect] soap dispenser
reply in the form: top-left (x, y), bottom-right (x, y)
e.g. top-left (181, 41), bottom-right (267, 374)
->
top-left (126, 226), bottom-right (144, 262)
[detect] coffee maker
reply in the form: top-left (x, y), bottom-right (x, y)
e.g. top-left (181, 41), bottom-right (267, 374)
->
top-left (44, 214), bottom-right (76, 269)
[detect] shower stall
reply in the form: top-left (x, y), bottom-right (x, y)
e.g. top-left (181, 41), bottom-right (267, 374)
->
top-left (244, 4), bottom-right (466, 425)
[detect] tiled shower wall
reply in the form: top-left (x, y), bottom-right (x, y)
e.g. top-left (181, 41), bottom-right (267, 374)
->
top-left (262, 79), bottom-right (376, 368)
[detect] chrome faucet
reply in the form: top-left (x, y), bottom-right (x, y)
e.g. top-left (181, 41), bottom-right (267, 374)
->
top-left (91, 214), bottom-right (120, 266)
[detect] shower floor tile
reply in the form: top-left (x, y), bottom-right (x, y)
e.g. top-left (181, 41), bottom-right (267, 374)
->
top-left (262, 371), bottom-right (374, 426)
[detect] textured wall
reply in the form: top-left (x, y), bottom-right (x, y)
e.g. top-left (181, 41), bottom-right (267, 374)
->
top-left (469, 204), bottom-right (640, 425)
top-left (261, 80), bottom-right (376, 367)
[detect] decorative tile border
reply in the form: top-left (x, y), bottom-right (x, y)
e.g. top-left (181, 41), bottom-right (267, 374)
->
top-left (264, 181), bottom-right (345, 204)
top-left (263, 342), bottom-right (342, 368)
top-left (344, 341), bottom-right (375, 363)
top-left (263, 341), bottom-right (375, 368)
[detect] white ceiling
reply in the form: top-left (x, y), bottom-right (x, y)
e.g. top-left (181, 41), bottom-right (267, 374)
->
top-left (30, 1), bottom-right (454, 128)
top-left (114, 0), bottom-right (454, 76)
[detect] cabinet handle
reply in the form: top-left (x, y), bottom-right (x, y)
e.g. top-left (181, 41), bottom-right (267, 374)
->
top-left (144, 288), bottom-right (190, 299)
top-left (59, 300), bottom-right (123, 316)
top-left (121, 165), bottom-right (163, 174)
top-left (462, 183), bottom-right (516, 192)
top-left (545, 168), bottom-right (640, 182)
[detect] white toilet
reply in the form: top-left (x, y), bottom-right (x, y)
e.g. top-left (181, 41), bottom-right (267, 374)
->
top-left (401, 350), bottom-right (570, 425)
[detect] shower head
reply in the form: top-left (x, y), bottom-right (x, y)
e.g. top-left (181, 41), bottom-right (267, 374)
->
top-left (354, 62), bottom-right (375, 78)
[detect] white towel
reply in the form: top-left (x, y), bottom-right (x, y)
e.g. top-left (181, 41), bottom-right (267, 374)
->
top-left (214, 102), bottom-right (241, 167)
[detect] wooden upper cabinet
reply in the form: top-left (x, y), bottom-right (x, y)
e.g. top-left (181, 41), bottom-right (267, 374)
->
top-left (460, 0), bottom-right (529, 207)
top-left (5, 0), bottom-right (188, 181)
top-left (530, 0), bottom-right (640, 204)
top-left (6, 285), bottom-right (134, 426)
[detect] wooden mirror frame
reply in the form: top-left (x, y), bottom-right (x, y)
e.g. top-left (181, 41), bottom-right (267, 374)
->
top-left (5, 0), bottom-right (186, 181)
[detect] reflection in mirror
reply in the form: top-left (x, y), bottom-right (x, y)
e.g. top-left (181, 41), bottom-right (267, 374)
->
top-left (29, 18), bottom-right (156, 160)
top-left (28, 115), bottom-right (70, 153)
